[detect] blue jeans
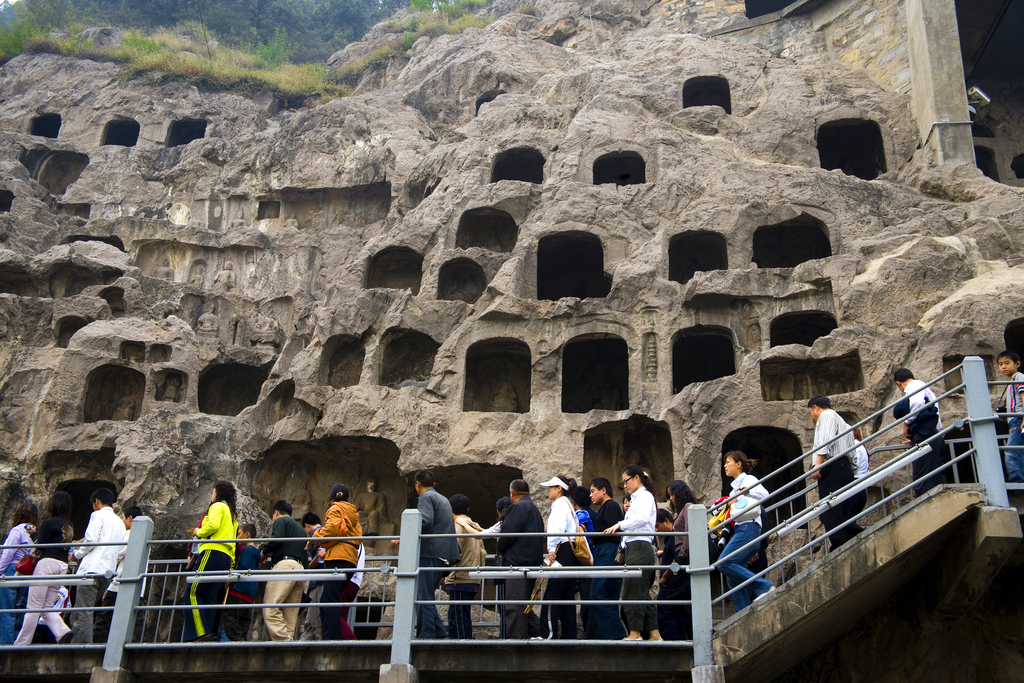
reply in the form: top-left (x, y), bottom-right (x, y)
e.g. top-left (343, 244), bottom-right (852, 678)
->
top-left (416, 558), bottom-right (446, 639)
top-left (583, 543), bottom-right (626, 640)
top-left (1006, 417), bottom-right (1024, 482)
top-left (717, 522), bottom-right (773, 612)
top-left (0, 563), bottom-right (24, 645)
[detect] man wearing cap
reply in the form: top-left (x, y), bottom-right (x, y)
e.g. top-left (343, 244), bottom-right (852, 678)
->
top-left (497, 479), bottom-right (544, 639)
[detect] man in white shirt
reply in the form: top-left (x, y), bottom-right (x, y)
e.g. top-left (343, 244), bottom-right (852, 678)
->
top-left (93, 506), bottom-right (142, 643)
top-left (894, 368), bottom-right (947, 496)
top-left (70, 488), bottom-right (126, 643)
top-left (807, 395), bottom-right (863, 551)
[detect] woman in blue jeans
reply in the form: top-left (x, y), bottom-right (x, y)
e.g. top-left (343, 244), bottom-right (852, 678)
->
top-left (717, 451), bottom-right (774, 612)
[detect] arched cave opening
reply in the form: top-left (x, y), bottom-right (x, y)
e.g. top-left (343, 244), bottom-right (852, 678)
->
top-left (438, 258), bottom-right (487, 303)
top-left (722, 426), bottom-right (806, 526)
top-left (65, 235), bottom-right (126, 251)
top-left (0, 267), bottom-right (34, 296)
top-left (561, 335), bottom-right (629, 413)
top-left (30, 113), bottom-right (61, 138)
top-left (760, 351), bottom-right (864, 401)
top-left (100, 287), bottom-right (126, 318)
top-left (975, 146), bottom-right (999, 181)
top-left (683, 76), bottom-right (732, 114)
top-left (673, 327), bottom-right (736, 392)
top-left (476, 90), bottom-right (504, 115)
top-left (669, 231), bottom-right (728, 284)
top-left (48, 265), bottom-right (118, 298)
top-left (537, 232), bottom-right (611, 301)
top-left (154, 369), bottom-right (187, 403)
top-left (583, 416), bottom-right (673, 500)
top-left (463, 338), bottom-right (531, 413)
top-left (456, 207), bottom-right (518, 252)
top-left (769, 311), bottom-right (838, 347)
top-left (84, 365), bottom-right (145, 422)
top-left (101, 118), bottom-right (140, 147)
top-left (257, 200), bottom-right (281, 220)
top-left (166, 118), bottom-right (207, 147)
top-left (1011, 154), bottom-right (1024, 180)
top-left (56, 479), bottom-right (117, 539)
top-left (120, 341), bottom-right (145, 363)
top-left (752, 215), bottom-right (831, 268)
top-left (56, 317), bottom-right (87, 348)
top-left (816, 119), bottom-right (887, 180)
top-left (322, 335), bottom-right (365, 389)
top-left (593, 151), bottom-right (647, 186)
top-left (0, 190), bottom-right (13, 213)
top-left (198, 363), bottom-right (268, 416)
top-left (32, 152), bottom-right (90, 195)
top-left (491, 147), bottom-right (545, 184)
top-left (408, 463), bottom-right (524, 530)
top-left (255, 436), bottom-right (403, 531)
top-left (366, 247), bottom-right (423, 294)
top-left (380, 329), bottom-right (439, 387)
top-left (1005, 318), bottom-right (1024, 359)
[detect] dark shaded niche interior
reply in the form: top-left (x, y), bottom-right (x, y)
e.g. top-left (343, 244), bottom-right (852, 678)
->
top-left (673, 327), bottom-right (736, 392)
top-left (257, 200), bottom-right (281, 220)
top-left (380, 330), bottom-right (439, 387)
top-left (582, 416), bottom-right (672, 500)
top-left (721, 427), bottom-right (806, 526)
top-left (475, 90), bottom-right (504, 115)
top-left (561, 336), bottom-right (628, 413)
top-left (463, 338), bottom-right (531, 412)
top-left (49, 265), bottom-right (119, 298)
top-left (100, 287), bottom-right (126, 318)
top-left (65, 235), bottom-right (126, 251)
top-left (148, 344), bottom-right (171, 363)
top-left (0, 189), bottom-right (12, 212)
top-left (744, 0), bottom-right (791, 19)
top-left (165, 118), bottom-right (207, 147)
top-left (1012, 154), bottom-right (1024, 180)
top-left (537, 232), bottom-right (611, 300)
top-left (56, 317), bottom-right (87, 348)
top-left (942, 354), bottom-right (995, 394)
top-left (760, 351), bottom-right (864, 401)
top-left (752, 215), bottom-right (832, 268)
top-left (84, 365), bottom-right (145, 422)
top-left (456, 207), bottom-right (518, 252)
top-left (154, 369), bottom-right (186, 403)
top-left (31, 152), bottom-right (90, 195)
top-left (120, 341), bottom-right (145, 363)
top-left (56, 479), bottom-right (116, 538)
top-left (255, 436), bottom-right (404, 528)
top-left (281, 183), bottom-right (391, 229)
top-left (491, 147), bottom-right (545, 184)
top-left (593, 151), bottom-right (647, 186)
top-left (30, 113), bottom-right (61, 138)
top-left (409, 463), bottom-right (523, 530)
top-left (769, 311), bottom-right (838, 347)
top-left (683, 76), bottom-right (732, 114)
top-left (0, 267), bottom-right (35, 296)
top-left (972, 123), bottom-right (995, 138)
top-left (198, 363), bottom-right (269, 416)
top-left (101, 118), bottom-right (140, 147)
top-left (1006, 318), bottom-right (1024, 359)
top-left (669, 231), bottom-right (728, 284)
top-left (944, 424), bottom-right (980, 485)
top-left (817, 119), bottom-right (887, 180)
top-left (366, 247), bottom-right (423, 294)
top-left (61, 203), bottom-right (91, 219)
top-left (322, 335), bottom-right (365, 389)
top-left (438, 258), bottom-right (487, 303)
top-left (975, 146), bottom-right (999, 181)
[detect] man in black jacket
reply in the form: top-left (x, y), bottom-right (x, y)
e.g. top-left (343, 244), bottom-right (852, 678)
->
top-left (262, 500), bottom-right (308, 641)
top-left (497, 479), bottom-right (544, 639)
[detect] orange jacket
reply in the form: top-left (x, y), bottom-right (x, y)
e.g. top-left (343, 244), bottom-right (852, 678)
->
top-left (313, 500), bottom-right (362, 564)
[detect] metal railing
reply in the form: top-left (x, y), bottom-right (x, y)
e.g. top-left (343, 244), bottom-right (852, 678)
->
top-left (0, 357), bottom-right (1015, 675)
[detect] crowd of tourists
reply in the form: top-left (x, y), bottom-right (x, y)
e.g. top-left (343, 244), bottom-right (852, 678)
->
top-left (1, 357), bottom-right (1022, 644)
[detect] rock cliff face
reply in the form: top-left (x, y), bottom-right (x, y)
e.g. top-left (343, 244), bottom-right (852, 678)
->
top-left (0, 1), bottom-right (1022, 543)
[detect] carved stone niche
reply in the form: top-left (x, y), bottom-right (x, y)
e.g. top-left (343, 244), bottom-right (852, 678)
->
top-left (56, 316), bottom-right (87, 348)
top-left (148, 344), bottom-right (172, 363)
top-left (154, 369), bottom-right (187, 403)
top-left (721, 426), bottom-right (806, 526)
top-left (759, 351), bottom-right (865, 401)
top-left (583, 416), bottom-right (672, 498)
top-left (83, 365), bottom-right (145, 422)
top-left (379, 329), bottom-right (439, 388)
top-left (437, 258), bottom-right (487, 304)
top-left (463, 338), bottom-right (531, 413)
top-left (120, 341), bottom-right (145, 363)
top-left (320, 335), bottom-right (365, 389)
top-left (561, 335), bottom-right (629, 413)
top-left (198, 362), bottom-right (269, 416)
top-left (411, 463), bottom-right (524, 530)
top-left (100, 287), bottom-right (126, 318)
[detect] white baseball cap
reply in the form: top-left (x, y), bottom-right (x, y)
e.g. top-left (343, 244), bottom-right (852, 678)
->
top-left (539, 476), bottom-right (568, 489)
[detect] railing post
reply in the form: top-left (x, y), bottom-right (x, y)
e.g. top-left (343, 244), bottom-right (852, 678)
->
top-left (99, 515), bottom-right (153, 672)
top-left (688, 504), bottom-right (715, 669)
top-left (963, 356), bottom-right (1009, 507)
top-left (382, 509), bottom-right (421, 683)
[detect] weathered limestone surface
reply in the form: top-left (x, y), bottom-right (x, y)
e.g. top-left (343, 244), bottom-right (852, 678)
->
top-left (0, 0), bottom-right (1023, 549)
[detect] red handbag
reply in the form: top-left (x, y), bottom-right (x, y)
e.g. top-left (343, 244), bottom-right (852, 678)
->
top-left (15, 552), bottom-right (38, 575)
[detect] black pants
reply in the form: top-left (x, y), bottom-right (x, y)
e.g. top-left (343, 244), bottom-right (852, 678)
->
top-left (818, 457), bottom-right (862, 551)
top-left (911, 432), bottom-right (947, 497)
top-left (663, 560), bottom-right (692, 640)
top-left (93, 590), bottom-right (117, 643)
top-left (320, 560), bottom-right (354, 641)
top-left (182, 549), bottom-right (231, 641)
top-left (539, 542), bottom-right (580, 639)
top-left (503, 577), bottom-right (541, 639)
top-left (222, 594), bottom-right (253, 641)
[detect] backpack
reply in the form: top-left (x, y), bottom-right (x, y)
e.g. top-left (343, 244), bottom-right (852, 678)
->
top-left (571, 521), bottom-right (594, 566)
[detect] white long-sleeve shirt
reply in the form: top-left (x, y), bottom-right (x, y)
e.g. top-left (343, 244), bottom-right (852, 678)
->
top-left (618, 485), bottom-right (656, 547)
top-left (853, 442), bottom-right (869, 478)
top-left (75, 506), bottom-right (126, 576)
top-left (903, 379), bottom-right (943, 430)
top-left (730, 473), bottom-right (769, 528)
top-left (546, 495), bottom-right (577, 553)
top-left (813, 408), bottom-right (856, 462)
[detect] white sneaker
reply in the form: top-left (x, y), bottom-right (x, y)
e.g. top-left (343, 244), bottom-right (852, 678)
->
top-left (754, 585), bottom-right (776, 603)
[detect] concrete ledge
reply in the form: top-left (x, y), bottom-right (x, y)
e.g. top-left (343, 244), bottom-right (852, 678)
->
top-left (0, 648), bottom-right (100, 681)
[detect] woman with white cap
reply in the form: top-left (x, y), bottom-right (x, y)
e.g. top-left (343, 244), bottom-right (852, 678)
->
top-left (539, 475), bottom-right (582, 639)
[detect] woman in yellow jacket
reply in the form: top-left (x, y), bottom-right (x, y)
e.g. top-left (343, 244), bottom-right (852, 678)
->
top-left (184, 480), bottom-right (238, 642)
top-left (313, 484), bottom-right (362, 640)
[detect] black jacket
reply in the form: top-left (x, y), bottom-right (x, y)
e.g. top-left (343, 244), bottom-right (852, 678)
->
top-left (496, 496), bottom-right (544, 566)
top-left (264, 515), bottom-right (307, 564)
